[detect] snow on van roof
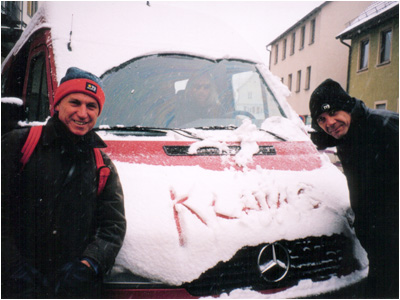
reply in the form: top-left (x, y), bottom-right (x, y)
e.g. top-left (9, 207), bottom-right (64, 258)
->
top-left (2, 1), bottom-right (298, 122)
top-left (13, 1), bottom-right (262, 82)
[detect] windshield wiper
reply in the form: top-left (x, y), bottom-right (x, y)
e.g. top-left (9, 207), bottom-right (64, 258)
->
top-left (194, 125), bottom-right (238, 130)
top-left (169, 128), bottom-right (203, 140)
top-left (96, 125), bottom-right (287, 141)
top-left (96, 126), bottom-right (167, 134)
top-left (259, 128), bottom-right (287, 141)
top-left (95, 126), bottom-right (204, 140)
top-left (194, 126), bottom-right (287, 141)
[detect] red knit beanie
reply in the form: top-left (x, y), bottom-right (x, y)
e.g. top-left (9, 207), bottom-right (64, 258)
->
top-left (53, 67), bottom-right (105, 115)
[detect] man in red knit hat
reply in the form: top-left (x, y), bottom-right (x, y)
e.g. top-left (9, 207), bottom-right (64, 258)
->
top-left (52, 67), bottom-right (106, 136)
top-left (2, 67), bottom-right (126, 298)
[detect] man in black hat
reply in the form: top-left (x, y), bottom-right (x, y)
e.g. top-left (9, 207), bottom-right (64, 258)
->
top-left (309, 78), bottom-right (399, 298)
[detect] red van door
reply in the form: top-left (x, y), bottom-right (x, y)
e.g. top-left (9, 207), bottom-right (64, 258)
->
top-left (22, 29), bottom-right (57, 122)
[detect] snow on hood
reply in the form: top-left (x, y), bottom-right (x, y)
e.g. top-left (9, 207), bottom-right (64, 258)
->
top-left (186, 118), bottom-right (309, 168)
top-left (107, 120), bottom-right (367, 289)
top-left (113, 145), bottom-right (359, 285)
top-left (19, 1), bottom-right (263, 82)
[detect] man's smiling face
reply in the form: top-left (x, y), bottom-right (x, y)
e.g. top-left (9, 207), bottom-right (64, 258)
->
top-left (55, 93), bottom-right (99, 136)
top-left (316, 110), bottom-right (352, 139)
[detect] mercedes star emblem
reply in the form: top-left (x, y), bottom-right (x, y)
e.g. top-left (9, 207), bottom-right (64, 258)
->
top-left (257, 242), bottom-right (290, 282)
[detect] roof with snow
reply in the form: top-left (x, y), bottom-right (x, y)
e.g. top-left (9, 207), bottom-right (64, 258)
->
top-left (266, 2), bottom-right (327, 47)
top-left (336, 1), bottom-right (399, 39)
top-left (2, 2), bottom-right (263, 82)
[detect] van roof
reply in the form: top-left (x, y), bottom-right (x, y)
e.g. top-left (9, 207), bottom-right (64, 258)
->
top-left (4, 2), bottom-right (262, 82)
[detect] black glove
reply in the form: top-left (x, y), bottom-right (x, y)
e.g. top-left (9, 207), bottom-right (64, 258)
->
top-left (310, 131), bottom-right (339, 150)
top-left (3, 261), bottom-right (50, 298)
top-left (55, 259), bottom-right (101, 299)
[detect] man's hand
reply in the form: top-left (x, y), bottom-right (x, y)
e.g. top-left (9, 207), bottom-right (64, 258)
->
top-left (80, 259), bottom-right (92, 269)
top-left (55, 259), bottom-right (101, 298)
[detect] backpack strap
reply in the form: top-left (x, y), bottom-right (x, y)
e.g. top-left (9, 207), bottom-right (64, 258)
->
top-left (20, 126), bottom-right (43, 172)
top-left (93, 148), bottom-right (110, 196)
top-left (20, 125), bottom-right (110, 196)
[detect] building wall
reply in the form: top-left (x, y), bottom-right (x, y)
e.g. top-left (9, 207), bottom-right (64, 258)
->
top-left (22, 1), bottom-right (40, 25)
top-left (348, 15), bottom-right (399, 112)
top-left (268, 1), bottom-right (372, 120)
top-left (1, 1), bottom-right (41, 62)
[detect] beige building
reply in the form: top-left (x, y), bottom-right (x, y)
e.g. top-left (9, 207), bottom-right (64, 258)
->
top-left (267, 1), bottom-right (372, 123)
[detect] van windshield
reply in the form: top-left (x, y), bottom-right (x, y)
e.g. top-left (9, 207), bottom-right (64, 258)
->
top-left (97, 54), bottom-right (286, 129)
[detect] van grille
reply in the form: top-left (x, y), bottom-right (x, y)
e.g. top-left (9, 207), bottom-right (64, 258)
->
top-left (104, 234), bottom-right (360, 297)
top-left (185, 234), bottom-right (360, 296)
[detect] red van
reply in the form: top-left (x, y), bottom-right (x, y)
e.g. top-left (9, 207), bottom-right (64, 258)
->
top-left (1, 2), bottom-right (368, 298)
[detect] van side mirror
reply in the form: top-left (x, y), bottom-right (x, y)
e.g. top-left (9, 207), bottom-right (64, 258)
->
top-left (2, 97), bottom-right (24, 136)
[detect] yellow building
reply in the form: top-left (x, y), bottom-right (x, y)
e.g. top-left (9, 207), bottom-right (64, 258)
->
top-left (337, 1), bottom-right (399, 112)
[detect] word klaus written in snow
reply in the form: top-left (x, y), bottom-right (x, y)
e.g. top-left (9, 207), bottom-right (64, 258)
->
top-left (170, 186), bottom-right (320, 247)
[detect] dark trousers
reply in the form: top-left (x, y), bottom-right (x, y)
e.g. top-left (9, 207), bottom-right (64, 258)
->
top-left (2, 260), bottom-right (102, 299)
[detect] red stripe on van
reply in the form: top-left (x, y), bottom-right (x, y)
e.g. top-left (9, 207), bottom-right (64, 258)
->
top-left (102, 140), bottom-right (321, 171)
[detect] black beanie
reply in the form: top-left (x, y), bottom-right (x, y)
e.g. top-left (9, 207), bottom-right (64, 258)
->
top-left (309, 79), bottom-right (355, 122)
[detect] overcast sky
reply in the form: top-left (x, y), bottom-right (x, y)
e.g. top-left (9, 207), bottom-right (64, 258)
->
top-left (166, 1), bottom-right (325, 63)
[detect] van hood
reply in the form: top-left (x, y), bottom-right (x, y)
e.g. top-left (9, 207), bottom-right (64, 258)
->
top-left (99, 120), bottom-right (365, 285)
top-left (112, 157), bottom-right (359, 285)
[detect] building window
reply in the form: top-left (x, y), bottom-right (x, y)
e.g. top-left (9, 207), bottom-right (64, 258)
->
top-left (288, 74), bottom-right (292, 91)
top-left (310, 19), bottom-right (316, 44)
top-left (274, 44), bottom-right (279, 64)
top-left (300, 25), bottom-right (306, 50)
top-left (2, 2), bottom-right (23, 25)
top-left (375, 101), bottom-right (387, 110)
top-left (379, 28), bottom-right (392, 64)
top-left (296, 70), bottom-right (301, 93)
top-left (27, 1), bottom-right (38, 17)
top-left (282, 38), bottom-right (287, 60)
top-left (290, 32), bottom-right (296, 55)
top-left (305, 66), bottom-right (311, 90)
top-left (359, 38), bottom-right (369, 70)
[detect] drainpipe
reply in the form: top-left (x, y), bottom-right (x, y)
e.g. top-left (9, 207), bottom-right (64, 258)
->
top-left (266, 45), bottom-right (272, 71)
top-left (339, 38), bottom-right (352, 93)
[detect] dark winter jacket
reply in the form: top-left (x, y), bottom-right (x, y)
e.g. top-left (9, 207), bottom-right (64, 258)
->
top-left (311, 98), bottom-right (399, 246)
top-left (2, 116), bottom-right (126, 280)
